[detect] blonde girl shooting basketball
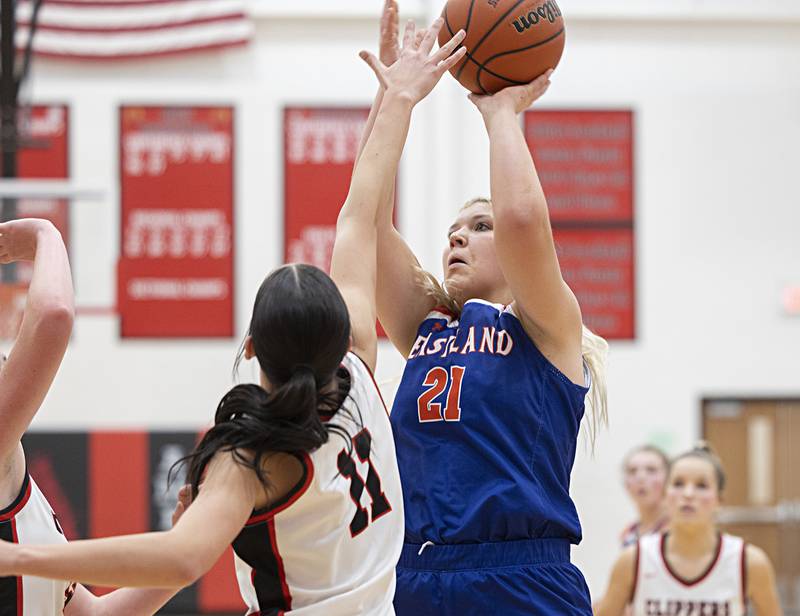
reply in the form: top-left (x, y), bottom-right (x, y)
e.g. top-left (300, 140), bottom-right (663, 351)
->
top-left (594, 444), bottom-right (782, 616)
top-left (0, 22), bottom-right (467, 615)
top-left (0, 218), bottom-right (185, 615)
top-left (357, 2), bottom-right (608, 614)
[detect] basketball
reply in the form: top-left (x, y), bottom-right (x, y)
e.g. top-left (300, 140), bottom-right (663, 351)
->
top-left (438, 0), bottom-right (566, 94)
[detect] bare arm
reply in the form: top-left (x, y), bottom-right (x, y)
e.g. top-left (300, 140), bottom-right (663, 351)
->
top-left (0, 220), bottom-right (74, 467)
top-left (331, 18), bottom-right (466, 370)
top-left (470, 74), bottom-right (584, 384)
top-left (593, 546), bottom-right (636, 616)
top-left (66, 585), bottom-right (180, 616)
top-left (354, 0), bottom-right (443, 357)
top-left (747, 544), bottom-right (783, 616)
top-left (0, 454), bottom-right (257, 588)
top-left (63, 487), bottom-right (193, 615)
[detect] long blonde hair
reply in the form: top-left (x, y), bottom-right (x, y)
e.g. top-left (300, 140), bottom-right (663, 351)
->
top-left (416, 197), bottom-right (609, 449)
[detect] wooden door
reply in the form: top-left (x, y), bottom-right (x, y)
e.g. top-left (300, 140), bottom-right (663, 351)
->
top-left (704, 399), bottom-right (800, 614)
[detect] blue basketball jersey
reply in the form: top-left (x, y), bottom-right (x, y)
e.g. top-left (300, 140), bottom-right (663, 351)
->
top-left (390, 299), bottom-right (589, 545)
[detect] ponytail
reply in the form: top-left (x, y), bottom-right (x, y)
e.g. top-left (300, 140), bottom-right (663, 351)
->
top-left (581, 325), bottom-right (609, 452)
top-left (177, 366), bottom-right (344, 497)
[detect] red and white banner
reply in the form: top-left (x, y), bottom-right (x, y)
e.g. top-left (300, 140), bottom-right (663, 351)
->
top-left (16, 0), bottom-right (252, 61)
top-left (284, 107), bottom-right (395, 338)
top-left (15, 104), bottom-right (71, 283)
top-left (526, 110), bottom-right (635, 339)
top-left (0, 105), bottom-right (69, 340)
top-left (284, 107), bottom-right (370, 271)
top-left (118, 106), bottom-right (234, 338)
top-left (553, 228), bottom-right (635, 340)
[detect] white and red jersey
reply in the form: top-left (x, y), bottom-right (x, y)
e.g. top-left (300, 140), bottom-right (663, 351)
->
top-left (631, 533), bottom-right (747, 616)
top-left (0, 473), bottom-right (75, 616)
top-left (232, 352), bottom-right (404, 616)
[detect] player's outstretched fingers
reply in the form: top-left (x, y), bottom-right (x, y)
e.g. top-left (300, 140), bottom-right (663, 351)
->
top-left (419, 18), bottom-right (443, 54)
top-left (437, 45), bottom-right (467, 75)
top-left (402, 19), bottom-right (416, 50)
top-left (433, 29), bottom-right (465, 64)
top-left (359, 51), bottom-right (389, 90)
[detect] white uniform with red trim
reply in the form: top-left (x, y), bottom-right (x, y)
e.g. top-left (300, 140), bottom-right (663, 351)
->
top-left (631, 533), bottom-right (746, 616)
top-left (232, 352), bottom-right (404, 616)
top-left (0, 473), bottom-right (75, 616)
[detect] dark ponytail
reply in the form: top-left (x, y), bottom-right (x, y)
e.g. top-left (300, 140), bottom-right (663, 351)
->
top-left (172, 264), bottom-right (355, 497)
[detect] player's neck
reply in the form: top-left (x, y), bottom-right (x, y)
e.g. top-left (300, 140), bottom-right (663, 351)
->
top-left (668, 525), bottom-right (719, 559)
top-left (637, 504), bottom-right (666, 533)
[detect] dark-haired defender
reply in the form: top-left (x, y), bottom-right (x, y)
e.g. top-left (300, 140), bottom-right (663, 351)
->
top-left (594, 445), bottom-right (782, 616)
top-left (0, 19), bottom-right (466, 616)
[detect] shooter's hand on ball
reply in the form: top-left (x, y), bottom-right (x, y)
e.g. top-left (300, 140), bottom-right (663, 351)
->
top-left (360, 18), bottom-right (466, 106)
top-left (0, 218), bottom-right (60, 263)
top-left (468, 69), bottom-right (553, 118)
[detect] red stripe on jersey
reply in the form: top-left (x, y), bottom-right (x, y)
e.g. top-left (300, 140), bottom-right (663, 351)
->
top-left (11, 519), bottom-right (22, 615)
top-left (431, 305), bottom-right (457, 319)
top-left (740, 541), bottom-right (748, 607)
top-left (246, 453), bottom-right (314, 525)
top-left (349, 352), bottom-right (389, 417)
top-left (0, 475), bottom-right (32, 522)
top-left (660, 531), bottom-right (724, 587)
top-left (630, 540), bottom-right (640, 604)
top-left (267, 518), bottom-right (291, 611)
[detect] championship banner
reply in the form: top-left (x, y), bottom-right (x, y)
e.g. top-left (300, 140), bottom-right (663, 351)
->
top-left (525, 110), bottom-right (635, 339)
top-left (118, 106), bottom-right (234, 338)
top-left (22, 431), bottom-right (245, 614)
top-left (553, 228), bottom-right (635, 340)
top-left (0, 105), bottom-right (69, 339)
top-left (284, 107), bottom-right (370, 270)
top-left (284, 107), bottom-right (392, 337)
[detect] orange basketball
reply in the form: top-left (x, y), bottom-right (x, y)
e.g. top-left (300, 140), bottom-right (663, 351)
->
top-left (438, 0), bottom-right (566, 94)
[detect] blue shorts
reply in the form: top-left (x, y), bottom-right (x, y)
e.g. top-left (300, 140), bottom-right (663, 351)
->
top-left (394, 539), bottom-right (592, 616)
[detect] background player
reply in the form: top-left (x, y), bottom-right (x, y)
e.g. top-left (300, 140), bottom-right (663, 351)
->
top-left (356, 2), bottom-right (608, 613)
top-left (593, 444), bottom-right (783, 616)
top-left (619, 444), bottom-right (669, 548)
top-left (0, 218), bottom-right (185, 614)
top-left (0, 21), bottom-right (467, 614)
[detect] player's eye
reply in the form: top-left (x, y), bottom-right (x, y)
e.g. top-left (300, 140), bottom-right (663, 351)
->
top-left (475, 221), bottom-right (491, 231)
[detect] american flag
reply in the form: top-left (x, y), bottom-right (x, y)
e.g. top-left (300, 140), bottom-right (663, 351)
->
top-left (15, 0), bottom-right (253, 60)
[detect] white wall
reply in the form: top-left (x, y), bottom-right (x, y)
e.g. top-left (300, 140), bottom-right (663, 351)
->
top-left (22, 0), bottom-right (800, 598)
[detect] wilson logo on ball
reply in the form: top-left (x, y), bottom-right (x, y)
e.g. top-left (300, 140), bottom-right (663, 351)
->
top-left (511, 0), bottom-right (562, 33)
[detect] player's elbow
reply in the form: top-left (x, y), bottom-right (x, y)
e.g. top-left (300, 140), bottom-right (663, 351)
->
top-left (32, 303), bottom-right (74, 341)
top-left (497, 194), bottom-right (550, 230)
top-left (169, 555), bottom-right (208, 588)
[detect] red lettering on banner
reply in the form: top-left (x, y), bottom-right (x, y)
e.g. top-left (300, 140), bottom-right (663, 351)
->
top-left (14, 105), bottom-right (70, 285)
top-left (284, 108), bottom-right (393, 338)
top-left (525, 110), bottom-right (635, 339)
top-left (117, 106), bottom-right (234, 338)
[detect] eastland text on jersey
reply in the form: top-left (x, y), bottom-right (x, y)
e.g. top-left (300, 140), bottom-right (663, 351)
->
top-left (408, 326), bottom-right (514, 360)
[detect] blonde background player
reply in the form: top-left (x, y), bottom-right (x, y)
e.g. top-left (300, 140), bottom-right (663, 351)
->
top-left (619, 445), bottom-right (670, 548)
top-left (0, 218), bottom-right (185, 615)
top-left (594, 444), bottom-right (782, 616)
top-left (0, 20), bottom-right (467, 615)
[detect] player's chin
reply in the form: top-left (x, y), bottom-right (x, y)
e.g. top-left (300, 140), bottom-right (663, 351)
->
top-left (444, 275), bottom-right (469, 303)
